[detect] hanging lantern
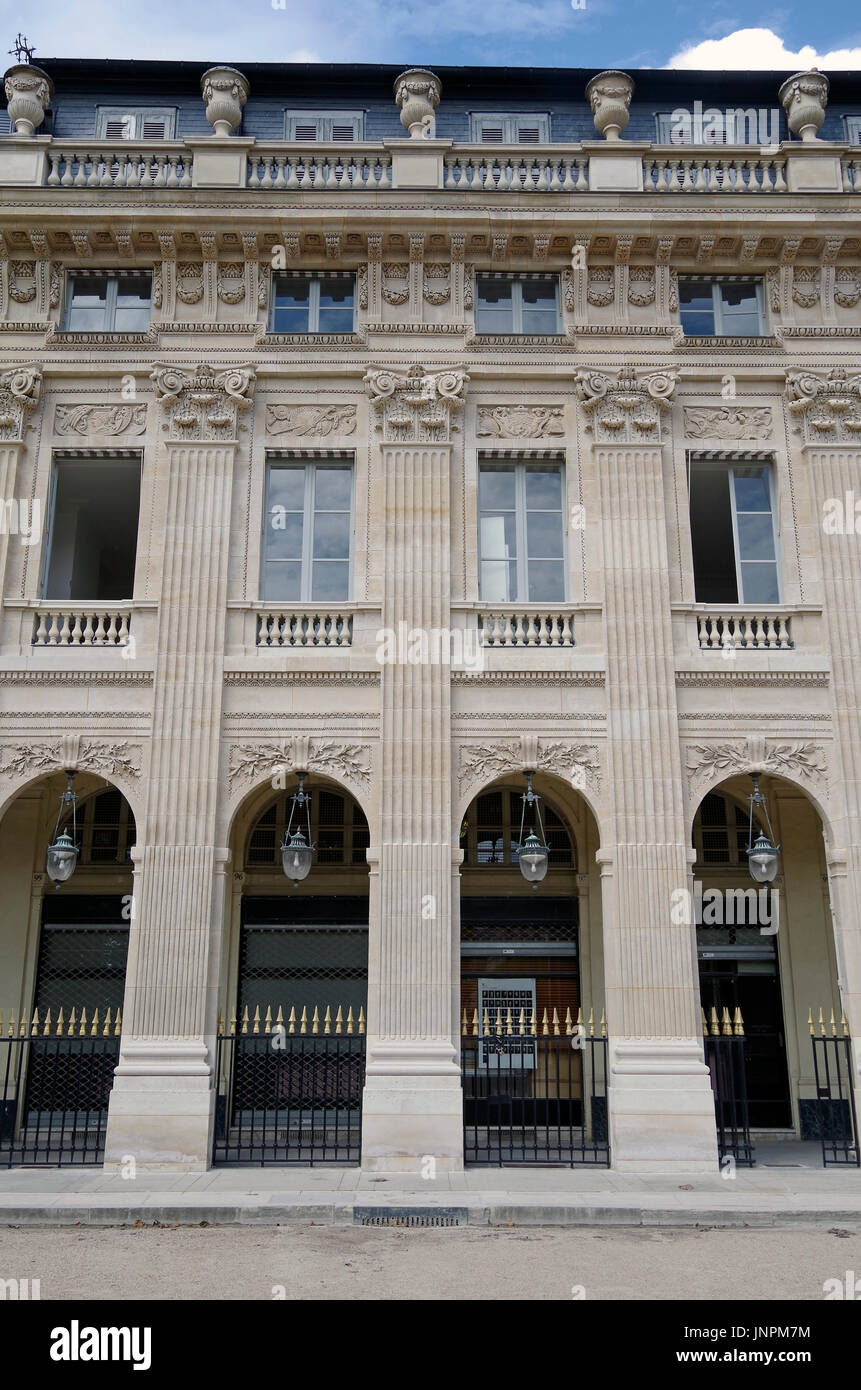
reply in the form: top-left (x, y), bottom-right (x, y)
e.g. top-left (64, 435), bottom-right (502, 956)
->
top-left (514, 771), bottom-right (549, 889)
top-left (46, 772), bottom-right (79, 887)
top-left (280, 774), bottom-right (314, 884)
top-left (746, 772), bottom-right (780, 884)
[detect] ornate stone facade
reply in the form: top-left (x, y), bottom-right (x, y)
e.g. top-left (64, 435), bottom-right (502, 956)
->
top-left (0, 55), bottom-right (859, 1179)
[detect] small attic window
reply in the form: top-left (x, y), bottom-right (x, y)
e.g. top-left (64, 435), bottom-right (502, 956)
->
top-left (469, 113), bottom-right (551, 144)
top-left (284, 111), bottom-right (364, 142)
top-left (96, 108), bottom-right (177, 140)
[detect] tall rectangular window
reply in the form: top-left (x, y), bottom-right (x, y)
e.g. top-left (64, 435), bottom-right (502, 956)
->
top-left (678, 278), bottom-right (764, 337)
top-left (479, 462), bottom-right (565, 602)
top-left (475, 275), bottom-right (560, 334)
top-left (262, 460), bottom-right (353, 602)
top-left (64, 272), bottom-right (152, 332)
top-left (689, 461), bottom-right (780, 605)
top-left (42, 457), bottom-right (141, 601)
top-left (271, 272), bottom-right (355, 333)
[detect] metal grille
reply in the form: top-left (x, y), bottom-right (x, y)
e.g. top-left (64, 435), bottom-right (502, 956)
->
top-left (703, 1007), bottom-right (755, 1167)
top-left (213, 1028), bottom-right (365, 1165)
top-left (355, 1208), bottom-right (467, 1227)
top-left (462, 1007), bottom-right (609, 1166)
top-left (0, 1028), bottom-right (120, 1167)
top-left (810, 1009), bottom-right (859, 1167)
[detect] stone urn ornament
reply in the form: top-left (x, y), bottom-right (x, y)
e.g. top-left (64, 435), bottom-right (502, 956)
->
top-left (585, 69), bottom-right (634, 141)
top-left (200, 65), bottom-right (249, 136)
top-left (779, 69), bottom-right (829, 141)
top-left (394, 68), bottom-right (441, 138)
top-left (3, 62), bottom-right (53, 135)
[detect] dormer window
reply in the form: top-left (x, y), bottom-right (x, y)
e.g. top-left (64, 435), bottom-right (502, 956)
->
top-left (96, 108), bottom-right (176, 140)
top-left (284, 111), bottom-right (364, 142)
top-left (470, 113), bottom-right (551, 144)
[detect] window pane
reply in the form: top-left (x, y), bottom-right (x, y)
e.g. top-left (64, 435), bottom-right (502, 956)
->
top-left (521, 279), bottom-right (557, 307)
top-left (481, 559), bottom-right (516, 601)
top-left (721, 283), bottom-right (758, 313)
top-left (317, 277), bottom-right (354, 332)
top-left (528, 559), bottom-right (565, 601)
top-left (739, 563), bottom-right (780, 605)
top-left (113, 275), bottom-right (151, 332)
top-left (479, 468), bottom-right (516, 509)
top-left (526, 510), bottom-right (563, 558)
top-left (268, 467), bottom-right (305, 510)
top-left (263, 560), bottom-right (302, 601)
top-left (314, 467), bottom-right (352, 510)
top-left (736, 512), bottom-right (776, 562)
top-left (679, 282), bottom-right (713, 313)
top-left (480, 512), bottom-right (517, 559)
top-left (521, 306), bottom-right (559, 333)
top-left (266, 509), bottom-right (303, 559)
top-left (313, 510), bottom-right (350, 558)
top-left (679, 281), bottom-right (715, 336)
top-left (476, 276), bottom-right (513, 308)
top-left (525, 470), bottom-right (561, 509)
top-left (733, 469), bottom-right (770, 512)
top-left (272, 276), bottom-right (311, 332)
top-left (311, 560), bottom-right (349, 599)
top-left (66, 277), bottom-right (109, 330)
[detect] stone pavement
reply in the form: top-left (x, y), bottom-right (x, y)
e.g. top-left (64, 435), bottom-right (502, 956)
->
top-left (1, 1141), bottom-right (860, 1227)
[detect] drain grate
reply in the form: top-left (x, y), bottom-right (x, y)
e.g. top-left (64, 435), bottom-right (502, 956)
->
top-left (354, 1206), bottom-right (468, 1228)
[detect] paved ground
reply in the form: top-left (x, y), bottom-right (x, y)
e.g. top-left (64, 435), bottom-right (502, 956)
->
top-left (1, 1140), bottom-right (860, 1227)
top-left (1, 1223), bottom-right (859, 1300)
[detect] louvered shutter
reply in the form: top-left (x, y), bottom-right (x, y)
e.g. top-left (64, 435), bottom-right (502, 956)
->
top-left (141, 117), bottom-right (167, 139)
top-left (294, 121), bottom-right (319, 141)
top-left (105, 116), bottom-right (134, 140)
top-left (0, 112), bottom-right (12, 135)
top-left (480, 125), bottom-right (505, 143)
top-left (517, 125), bottom-right (541, 144)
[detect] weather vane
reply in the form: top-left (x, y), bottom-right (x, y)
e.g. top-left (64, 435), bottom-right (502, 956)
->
top-left (9, 34), bottom-right (36, 64)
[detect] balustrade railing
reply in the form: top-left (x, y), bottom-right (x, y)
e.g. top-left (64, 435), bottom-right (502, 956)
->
top-left (443, 146), bottom-right (588, 192)
top-left (645, 148), bottom-right (788, 193)
top-left (247, 146), bottom-right (392, 190)
top-left (696, 611), bottom-right (793, 650)
top-left (32, 606), bottom-right (132, 648)
top-left (256, 610), bottom-right (353, 647)
top-left (479, 609), bottom-right (576, 647)
top-left (46, 143), bottom-right (193, 189)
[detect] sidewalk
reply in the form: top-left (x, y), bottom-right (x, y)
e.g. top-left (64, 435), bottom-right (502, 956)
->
top-left (1, 1146), bottom-right (860, 1228)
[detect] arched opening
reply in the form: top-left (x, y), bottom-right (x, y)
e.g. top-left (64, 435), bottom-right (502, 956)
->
top-left (692, 774), bottom-right (848, 1166)
top-left (215, 776), bottom-right (370, 1164)
top-left (0, 774), bottom-right (136, 1166)
top-left (457, 775), bottom-right (607, 1166)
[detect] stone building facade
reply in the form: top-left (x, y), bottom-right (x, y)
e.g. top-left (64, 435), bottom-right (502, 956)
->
top-left (0, 57), bottom-right (860, 1173)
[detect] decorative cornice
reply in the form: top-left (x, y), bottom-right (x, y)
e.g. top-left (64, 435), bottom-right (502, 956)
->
top-left (676, 670), bottom-right (828, 688)
top-left (224, 670), bottom-right (380, 685)
top-left (452, 671), bottom-right (604, 687)
top-left (0, 670), bottom-right (153, 686)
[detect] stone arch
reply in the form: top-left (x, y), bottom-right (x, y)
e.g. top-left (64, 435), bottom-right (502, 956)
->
top-left (684, 740), bottom-right (835, 853)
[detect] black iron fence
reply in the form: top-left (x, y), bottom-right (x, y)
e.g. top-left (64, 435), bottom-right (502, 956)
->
top-left (810, 1008), bottom-right (860, 1167)
top-left (462, 1006), bottom-right (609, 1166)
top-left (213, 1004), bottom-right (366, 1165)
top-left (703, 1006), bottom-right (755, 1167)
top-left (0, 1007), bottom-right (121, 1167)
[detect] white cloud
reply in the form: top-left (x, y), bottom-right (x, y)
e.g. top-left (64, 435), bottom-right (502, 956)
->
top-left (285, 50), bottom-right (323, 63)
top-left (668, 27), bottom-right (861, 70)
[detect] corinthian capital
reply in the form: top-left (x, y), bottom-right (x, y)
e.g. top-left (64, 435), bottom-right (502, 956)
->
top-left (575, 365), bottom-right (677, 444)
top-left (785, 366), bottom-right (861, 443)
top-left (151, 362), bottom-right (255, 441)
top-left (0, 363), bottom-right (42, 442)
top-left (365, 363), bottom-right (468, 443)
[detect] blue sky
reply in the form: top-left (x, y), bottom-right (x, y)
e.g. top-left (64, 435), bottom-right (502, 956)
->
top-left (4, 0), bottom-right (861, 69)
